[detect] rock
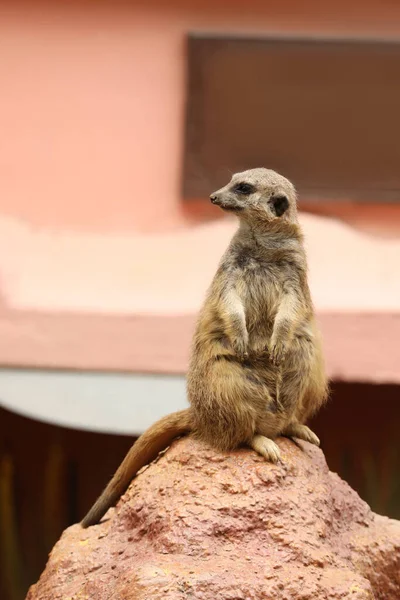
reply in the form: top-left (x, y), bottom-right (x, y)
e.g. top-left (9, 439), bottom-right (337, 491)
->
top-left (27, 437), bottom-right (400, 600)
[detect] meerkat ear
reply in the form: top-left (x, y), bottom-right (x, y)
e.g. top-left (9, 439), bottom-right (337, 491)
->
top-left (270, 193), bottom-right (289, 217)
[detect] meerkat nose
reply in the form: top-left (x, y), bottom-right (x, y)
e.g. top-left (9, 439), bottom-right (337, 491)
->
top-left (210, 194), bottom-right (219, 204)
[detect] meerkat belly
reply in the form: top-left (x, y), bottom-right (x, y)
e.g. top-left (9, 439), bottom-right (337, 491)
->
top-left (239, 266), bottom-right (282, 352)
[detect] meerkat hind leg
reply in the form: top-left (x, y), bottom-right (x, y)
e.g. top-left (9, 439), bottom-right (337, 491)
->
top-left (282, 422), bottom-right (320, 447)
top-left (250, 434), bottom-right (281, 463)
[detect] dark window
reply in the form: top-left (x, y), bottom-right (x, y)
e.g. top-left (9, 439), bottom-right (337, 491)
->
top-left (183, 34), bottom-right (400, 202)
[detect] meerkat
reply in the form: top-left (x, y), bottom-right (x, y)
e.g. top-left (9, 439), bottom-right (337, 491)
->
top-left (81, 168), bottom-right (328, 528)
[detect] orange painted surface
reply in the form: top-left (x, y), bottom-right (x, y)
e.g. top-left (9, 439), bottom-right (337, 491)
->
top-left (0, 1), bottom-right (399, 380)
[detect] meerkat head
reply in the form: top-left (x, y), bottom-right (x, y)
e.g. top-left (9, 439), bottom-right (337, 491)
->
top-left (210, 168), bottom-right (298, 225)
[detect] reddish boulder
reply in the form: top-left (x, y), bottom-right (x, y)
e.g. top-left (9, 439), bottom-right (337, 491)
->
top-left (27, 437), bottom-right (400, 599)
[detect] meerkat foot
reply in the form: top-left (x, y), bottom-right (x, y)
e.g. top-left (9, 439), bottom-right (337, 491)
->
top-left (283, 423), bottom-right (320, 447)
top-left (250, 434), bottom-right (281, 463)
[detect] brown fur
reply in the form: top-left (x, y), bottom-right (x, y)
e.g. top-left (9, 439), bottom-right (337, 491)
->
top-left (81, 168), bottom-right (328, 528)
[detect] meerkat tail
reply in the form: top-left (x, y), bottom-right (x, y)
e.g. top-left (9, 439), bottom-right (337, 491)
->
top-left (81, 408), bottom-right (192, 528)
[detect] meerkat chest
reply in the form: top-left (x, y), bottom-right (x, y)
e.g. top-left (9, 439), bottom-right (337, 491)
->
top-left (237, 258), bottom-right (285, 317)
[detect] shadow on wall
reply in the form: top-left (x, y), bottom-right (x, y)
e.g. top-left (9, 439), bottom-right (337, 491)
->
top-left (0, 382), bottom-right (399, 600)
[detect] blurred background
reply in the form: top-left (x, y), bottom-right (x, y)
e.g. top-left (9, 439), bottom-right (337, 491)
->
top-left (1, 1), bottom-right (400, 598)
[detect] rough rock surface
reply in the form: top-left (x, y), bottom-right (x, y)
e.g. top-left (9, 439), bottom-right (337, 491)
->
top-left (27, 437), bottom-right (400, 600)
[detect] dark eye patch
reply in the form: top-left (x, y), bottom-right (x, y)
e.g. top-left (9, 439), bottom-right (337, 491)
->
top-left (270, 194), bottom-right (289, 217)
top-left (232, 182), bottom-right (256, 195)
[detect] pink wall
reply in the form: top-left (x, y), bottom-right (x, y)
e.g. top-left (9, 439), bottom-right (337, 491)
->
top-left (0, 0), bottom-right (399, 379)
top-left (0, 2), bottom-right (185, 232)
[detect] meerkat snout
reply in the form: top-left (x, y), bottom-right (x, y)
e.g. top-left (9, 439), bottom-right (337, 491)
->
top-left (210, 187), bottom-right (245, 212)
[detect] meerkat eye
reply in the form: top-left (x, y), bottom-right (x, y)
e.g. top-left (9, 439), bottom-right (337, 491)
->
top-left (233, 182), bottom-right (255, 195)
top-left (270, 193), bottom-right (289, 217)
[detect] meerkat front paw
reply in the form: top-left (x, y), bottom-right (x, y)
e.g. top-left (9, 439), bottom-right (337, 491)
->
top-left (231, 337), bottom-right (249, 361)
top-left (268, 338), bottom-right (287, 366)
